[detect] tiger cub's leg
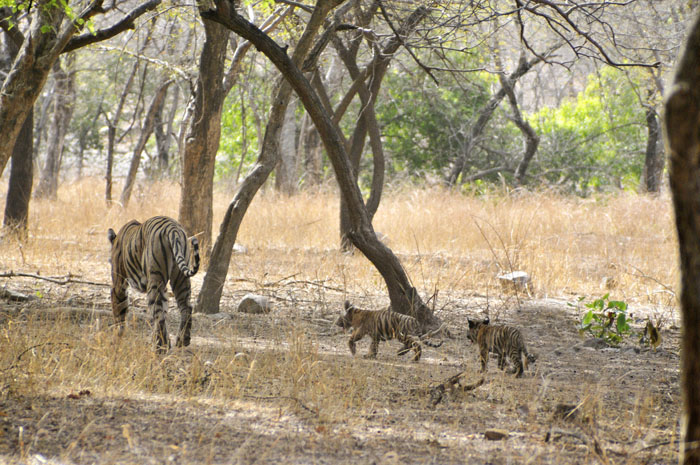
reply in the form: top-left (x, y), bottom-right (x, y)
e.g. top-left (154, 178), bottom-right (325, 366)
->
top-left (364, 337), bottom-right (380, 359)
top-left (110, 282), bottom-right (129, 336)
top-left (510, 348), bottom-right (524, 377)
top-left (479, 343), bottom-right (490, 373)
top-left (171, 271), bottom-right (193, 348)
top-left (147, 278), bottom-right (170, 354)
top-left (497, 350), bottom-right (507, 371)
top-left (348, 329), bottom-right (364, 356)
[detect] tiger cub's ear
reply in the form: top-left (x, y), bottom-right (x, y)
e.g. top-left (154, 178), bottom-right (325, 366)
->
top-left (483, 317), bottom-right (490, 325)
top-left (468, 318), bottom-right (477, 328)
top-left (108, 228), bottom-right (117, 244)
top-left (344, 300), bottom-right (352, 310)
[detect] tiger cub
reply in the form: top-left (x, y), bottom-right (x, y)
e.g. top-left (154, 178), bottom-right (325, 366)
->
top-left (108, 216), bottom-right (200, 353)
top-left (467, 317), bottom-right (536, 377)
top-left (336, 301), bottom-right (442, 361)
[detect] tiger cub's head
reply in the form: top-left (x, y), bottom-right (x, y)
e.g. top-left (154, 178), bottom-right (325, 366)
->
top-left (467, 317), bottom-right (490, 343)
top-left (336, 300), bottom-right (358, 330)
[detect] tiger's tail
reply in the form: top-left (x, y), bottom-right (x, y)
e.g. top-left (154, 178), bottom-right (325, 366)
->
top-left (419, 323), bottom-right (446, 348)
top-left (170, 229), bottom-right (200, 277)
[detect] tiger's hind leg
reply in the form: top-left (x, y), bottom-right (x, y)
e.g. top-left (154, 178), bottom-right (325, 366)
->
top-left (171, 271), bottom-right (193, 348)
top-left (364, 337), bottom-right (379, 359)
top-left (147, 278), bottom-right (170, 354)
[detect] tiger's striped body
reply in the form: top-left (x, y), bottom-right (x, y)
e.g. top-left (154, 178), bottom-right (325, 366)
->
top-left (108, 216), bottom-right (199, 353)
top-left (467, 318), bottom-right (535, 377)
top-left (336, 301), bottom-right (442, 361)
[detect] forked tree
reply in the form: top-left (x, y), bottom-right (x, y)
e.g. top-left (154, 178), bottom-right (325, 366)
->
top-left (197, 0), bottom-right (439, 326)
top-left (665, 10), bottom-right (700, 464)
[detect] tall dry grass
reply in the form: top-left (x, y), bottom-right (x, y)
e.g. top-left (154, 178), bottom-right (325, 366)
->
top-left (0, 177), bottom-right (678, 306)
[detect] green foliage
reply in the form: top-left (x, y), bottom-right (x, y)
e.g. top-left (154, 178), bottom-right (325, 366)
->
top-left (376, 51), bottom-right (503, 178)
top-left (576, 294), bottom-right (632, 346)
top-left (528, 66), bottom-right (647, 193)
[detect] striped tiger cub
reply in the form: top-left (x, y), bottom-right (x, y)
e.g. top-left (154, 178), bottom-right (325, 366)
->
top-left (467, 317), bottom-right (536, 377)
top-left (336, 301), bottom-right (442, 361)
top-left (108, 216), bottom-right (200, 353)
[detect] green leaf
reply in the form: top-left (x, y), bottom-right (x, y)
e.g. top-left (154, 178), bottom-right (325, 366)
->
top-left (582, 310), bottom-right (594, 327)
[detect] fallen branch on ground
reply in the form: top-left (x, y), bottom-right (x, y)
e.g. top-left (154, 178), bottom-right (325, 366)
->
top-left (0, 270), bottom-right (110, 287)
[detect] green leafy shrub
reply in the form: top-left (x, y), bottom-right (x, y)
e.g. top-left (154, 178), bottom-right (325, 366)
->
top-left (576, 293), bottom-right (632, 346)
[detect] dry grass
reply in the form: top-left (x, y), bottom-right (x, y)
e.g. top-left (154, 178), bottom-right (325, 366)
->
top-left (0, 178), bottom-right (681, 464)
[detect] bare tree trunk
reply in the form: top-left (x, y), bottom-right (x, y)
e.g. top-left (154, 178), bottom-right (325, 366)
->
top-left (446, 54), bottom-right (548, 186)
top-left (200, 1), bottom-right (439, 327)
top-left (641, 106), bottom-right (664, 193)
top-left (178, 19), bottom-right (229, 257)
top-left (104, 54), bottom-right (141, 204)
top-left (120, 80), bottom-right (172, 207)
top-left (154, 85), bottom-right (179, 177)
top-left (35, 55), bottom-right (75, 199)
top-left (333, 5), bottom-right (426, 249)
top-left (3, 110), bottom-right (33, 234)
top-left (275, 97), bottom-right (298, 194)
top-left (665, 11), bottom-right (700, 464)
top-left (498, 68), bottom-right (539, 185)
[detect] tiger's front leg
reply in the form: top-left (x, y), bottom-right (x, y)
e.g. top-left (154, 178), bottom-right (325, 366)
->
top-left (147, 279), bottom-right (170, 354)
top-left (348, 329), bottom-right (363, 355)
top-left (479, 345), bottom-right (489, 373)
top-left (110, 281), bottom-right (129, 336)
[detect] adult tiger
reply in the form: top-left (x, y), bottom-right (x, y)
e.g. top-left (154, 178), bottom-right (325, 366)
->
top-left (108, 216), bottom-right (199, 353)
top-left (335, 301), bottom-right (443, 361)
top-left (467, 317), bottom-right (536, 377)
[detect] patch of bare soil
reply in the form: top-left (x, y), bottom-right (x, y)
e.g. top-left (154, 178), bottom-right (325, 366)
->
top-left (0, 279), bottom-right (681, 464)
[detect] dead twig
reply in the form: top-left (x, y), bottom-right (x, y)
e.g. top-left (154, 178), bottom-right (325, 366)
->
top-left (1, 342), bottom-right (72, 372)
top-left (243, 395), bottom-right (316, 414)
top-left (0, 270), bottom-right (110, 287)
top-left (429, 373), bottom-right (485, 406)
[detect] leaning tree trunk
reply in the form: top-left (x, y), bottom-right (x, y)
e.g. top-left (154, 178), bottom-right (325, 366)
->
top-left (641, 106), bottom-right (664, 193)
top-left (3, 110), bottom-right (33, 234)
top-left (178, 19), bottom-right (229, 257)
top-left (665, 10), bottom-right (700, 465)
top-left (35, 56), bottom-right (75, 200)
top-left (201, 1), bottom-right (439, 327)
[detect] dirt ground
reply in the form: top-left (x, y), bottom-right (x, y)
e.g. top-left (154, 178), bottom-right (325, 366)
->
top-left (0, 274), bottom-right (681, 465)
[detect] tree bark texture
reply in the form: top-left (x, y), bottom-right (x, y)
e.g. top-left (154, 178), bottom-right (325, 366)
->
top-left (178, 19), bottom-right (229, 257)
top-left (36, 56), bottom-right (75, 200)
top-left (642, 106), bottom-right (664, 193)
top-left (3, 110), bottom-right (33, 233)
top-left (200, 1), bottom-right (438, 327)
top-left (120, 80), bottom-right (172, 207)
top-left (664, 10), bottom-right (700, 464)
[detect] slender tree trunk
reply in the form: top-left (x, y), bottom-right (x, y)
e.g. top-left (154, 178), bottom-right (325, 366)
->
top-left (641, 106), bottom-right (664, 193)
top-left (120, 80), bottom-right (172, 207)
top-left (178, 19), bottom-right (229, 257)
top-left (498, 71), bottom-right (539, 185)
top-left (275, 97), bottom-right (299, 194)
top-left (200, 1), bottom-right (439, 326)
top-left (35, 56), bottom-right (75, 199)
top-left (665, 11), bottom-right (700, 464)
top-left (154, 85), bottom-right (179, 177)
top-left (3, 110), bottom-right (33, 234)
top-left (446, 55), bottom-right (547, 186)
